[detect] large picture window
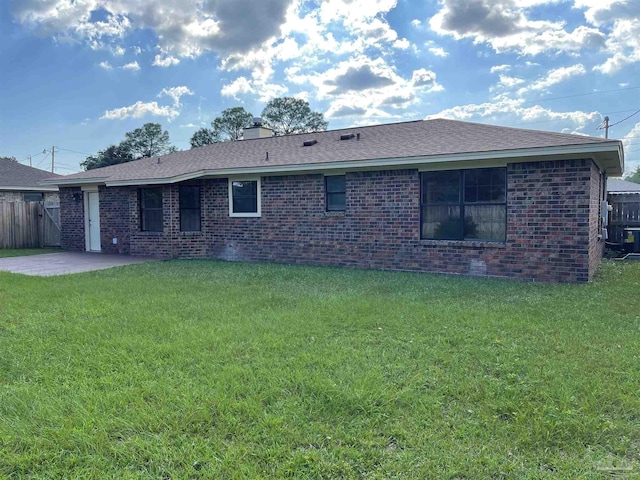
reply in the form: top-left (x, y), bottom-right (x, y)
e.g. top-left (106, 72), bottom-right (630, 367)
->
top-left (140, 187), bottom-right (163, 232)
top-left (421, 168), bottom-right (506, 241)
top-left (229, 178), bottom-right (261, 217)
top-left (325, 175), bottom-right (346, 211)
top-left (179, 185), bottom-right (201, 232)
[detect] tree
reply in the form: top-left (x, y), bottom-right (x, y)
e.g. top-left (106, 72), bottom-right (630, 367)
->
top-left (122, 123), bottom-right (176, 158)
top-left (261, 97), bottom-right (328, 136)
top-left (626, 166), bottom-right (640, 184)
top-left (212, 107), bottom-right (254, 141)
top-left (82, 123), bottom-right (176, 171)
top-left (189, 107), bottom-right (254, 148)
top-left (81, 144), bottom-right (134, 171)
top-left (190, 127), bottom-right (221, 148)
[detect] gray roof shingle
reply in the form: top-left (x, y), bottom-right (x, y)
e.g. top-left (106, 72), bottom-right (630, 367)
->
top-left (47, 119), bottom-right (623, 185)
top-left (607, 178), bottom-right (640, 193)
top-left (0, 158), bottom-right (61, 189)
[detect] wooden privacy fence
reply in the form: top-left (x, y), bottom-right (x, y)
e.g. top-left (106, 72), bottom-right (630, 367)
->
top-left (0, 202), bottom-right (61, 249)
top-left (608, 193), bottom-right (640, 244)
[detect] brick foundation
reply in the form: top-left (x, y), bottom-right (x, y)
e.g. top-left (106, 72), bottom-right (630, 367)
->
top-left (59, 158), bottom-right (606, 282)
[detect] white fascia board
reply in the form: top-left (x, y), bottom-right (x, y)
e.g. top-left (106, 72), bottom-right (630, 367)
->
top-left (43, 177), bottom-right (108, 187)
top-left (0, 185), bottom-right (59, 192)
top-left (96, 142), bottom-right (623, 187)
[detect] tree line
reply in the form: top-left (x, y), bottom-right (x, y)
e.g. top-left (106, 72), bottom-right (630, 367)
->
top-left (81, 97), bottom-right (327, 171)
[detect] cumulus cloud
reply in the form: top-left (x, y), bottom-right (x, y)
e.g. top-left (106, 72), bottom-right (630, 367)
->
top-left (159, 86), bottom-right (194, 107)
top-left (152, 54), bottom-right (180, 67)
top-left (429, 0), bottom-right (606, 55)
top-left (101, 101), bottom-right (179, 120)
top-left (98, 60), bottom-right (112, 70)
top-left (427, 98), bottom-right (600, 130)
top-left (325, 64), bottom-right (395, 94)
top-left (520, 63), bottom-right (586, 93)
top-left (12, 0), bottom-right (294, 59)
top-left (121, 61), bottom-right (140, 71)
top-left (490, 64), bottom-right (511, 73)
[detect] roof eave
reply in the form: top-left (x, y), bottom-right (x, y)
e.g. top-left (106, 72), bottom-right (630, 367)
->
top-left (46, 141), bottom-right (625, 187)
top-left (0, 185), bottom-right (59, 192)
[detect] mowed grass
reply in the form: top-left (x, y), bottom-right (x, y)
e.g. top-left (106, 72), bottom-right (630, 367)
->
top-left (0, 248), bottom-right (60, 258)
top-left (0, 260), bottom-right (639, 479)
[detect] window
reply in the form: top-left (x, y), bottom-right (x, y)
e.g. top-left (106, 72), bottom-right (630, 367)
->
top-left (140, 187), bottom-right (163, 232)
top-left (421, 168), bottom-right (506, 241)
top-left (23, 192), bottom-right (43, 202)
top-left (325, 175), bottom-right (346, 211)
top-left (180, 185), bottom-right (201, 232)
top-left (229, 178), bottom-right (261, 217)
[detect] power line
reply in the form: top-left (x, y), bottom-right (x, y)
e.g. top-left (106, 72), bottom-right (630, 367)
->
top-left (33, 151), bottom-right (50, 169)
top-left (608, 109), bottom-right (640, 128)
top-left (56, 147), bottom-right (93, 156)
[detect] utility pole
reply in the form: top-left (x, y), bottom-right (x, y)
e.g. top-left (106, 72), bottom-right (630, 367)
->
top-left (28, 155), bottom-right (32, 167)
top-left (603, 116), bottom-right (609, 139)
top-left (51, 145), bottom-right (55, 173)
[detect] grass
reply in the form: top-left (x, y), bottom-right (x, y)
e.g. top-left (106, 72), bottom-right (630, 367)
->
top-left (0, 260), bottom-right (639, 479)
top-left (0, 248), bottom-right (60, 258)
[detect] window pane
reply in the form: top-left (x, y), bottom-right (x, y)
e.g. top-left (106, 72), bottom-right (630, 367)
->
top-left (143, 209), bottom-right (163, 232)
top-left (142, 188), bottom-right (163, 208)
top-left (327, 192), bottom-right (345, 211)
top-left (326, 176), bottom-right (346, 194)
top-left (233, 196), bottom-right (257, 213)
top-left (180, 209), bottom-right (200, 232)
top-left (180, 186), bottom-right (200, 209)
top-left (464, 205), bottom-right (506, 241)
top-left (422, 171), bottom-right (460, 203)
top-left (422, 205), bottom-right (462, 239)
top-left (232, 181), bottom-right (257, 197)
top-left (464, 168), bottom-right (505, 203)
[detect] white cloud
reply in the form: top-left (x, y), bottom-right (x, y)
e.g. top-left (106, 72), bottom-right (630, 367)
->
top-left (101, 101), bottom-right (180, 120)
top-left (430, 0), bottom-right (606, 56)
top-left (521, 63), bottom-right (586, 93)
top-left (428, 46), bottom-right (448, 57)
top-left (112, 45), bottom-right (125, 56)
top-left (498, 75), bottom-right (525, 88)
top-left (427, 98), bottom-right (600, 130)
top-left (152, 54), bottom-right (180, 67)
top-left (121, 61), bottom-right (140, 71)
top-left (221, 77), bottom-right (254, 99)
top-left (13, 0), bottom-right (294, 59)
top-left (159, 86), bottom-right (194, 107)
top-left (622, 121), bottom-right (640, 174)
top-left (490, 64), bottom-right (511, 74)
top-left (98, 60), bottom-right (113, 70)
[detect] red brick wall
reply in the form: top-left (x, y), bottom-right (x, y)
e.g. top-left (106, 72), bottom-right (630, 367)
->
top-left (59, 187), bottom-right (84, 251)
top-left (99, 186), bottom-right (131, 254)
top-left (60, 158), bottom-right (606, 282)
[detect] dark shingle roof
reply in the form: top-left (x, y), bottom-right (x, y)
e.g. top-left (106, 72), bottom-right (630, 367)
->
top-left (47, 119), bottom-right (623, 185)
top-left (608, 178), bottom-right (640, 193)
top-left (0, 158), bottom-right (60, 189)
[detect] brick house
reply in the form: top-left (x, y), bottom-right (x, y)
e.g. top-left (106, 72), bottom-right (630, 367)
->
top-left (0, 157), bottom-right (60, 203)
top-left (45, 119), bottom-right (624, 282)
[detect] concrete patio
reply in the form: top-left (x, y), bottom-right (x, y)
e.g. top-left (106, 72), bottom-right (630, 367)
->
top-left (0, 252), bottom-right (158, 276)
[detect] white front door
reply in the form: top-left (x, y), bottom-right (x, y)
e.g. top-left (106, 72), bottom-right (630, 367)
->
top-left (85, 191), bottom-right (101, 252)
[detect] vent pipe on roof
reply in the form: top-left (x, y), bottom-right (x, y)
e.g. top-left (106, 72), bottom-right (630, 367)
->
top-left (303, 139), bottom-right (318, 147)
top-left (340, 133), bottom-right (355, 141)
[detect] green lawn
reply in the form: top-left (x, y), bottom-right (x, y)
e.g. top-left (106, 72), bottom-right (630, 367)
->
top-left (0, 248), bottom-right (60, 258)
top-left (0, 260), bottom-right (638, 479)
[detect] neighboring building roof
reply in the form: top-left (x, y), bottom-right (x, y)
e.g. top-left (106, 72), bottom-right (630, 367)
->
top-left (607, 177), bottom-right (640, 194)
top-left (45, 119), bottom-right (624, 187)
top-left (0, 157), bottom-right (60, 191)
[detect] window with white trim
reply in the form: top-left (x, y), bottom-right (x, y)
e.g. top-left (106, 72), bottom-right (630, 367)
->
top-left (228, 178), bottom-right (261, 217)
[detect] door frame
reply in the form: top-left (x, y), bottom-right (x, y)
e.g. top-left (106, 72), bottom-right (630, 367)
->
top-left (83, 187), bottom-right (101, 252)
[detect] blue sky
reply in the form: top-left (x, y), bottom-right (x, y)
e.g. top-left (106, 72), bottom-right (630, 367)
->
top-left (1, 0), bottom-right (638, 176)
